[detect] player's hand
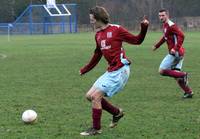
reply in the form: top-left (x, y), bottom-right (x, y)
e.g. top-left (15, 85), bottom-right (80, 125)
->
top-left (79, 69), bottom-right (84, 76)
top-left (79, 68), bottom-right (86, 76)
top-left (79, 70), bottom-right (83, 76)
top-left (141, 15), bottom-right (149, 26)
top-left (152, 46), bottom-right (157, 51)
top-left (170, 48), bottom-right (176, 55)
top-left (170, 48), bottom-right (179, 57)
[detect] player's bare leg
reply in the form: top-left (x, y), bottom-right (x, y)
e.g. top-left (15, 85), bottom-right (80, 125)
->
top-left (80, 88), bottom-right (103, 136)
top-left (87, 87), bottom-right (124, 127)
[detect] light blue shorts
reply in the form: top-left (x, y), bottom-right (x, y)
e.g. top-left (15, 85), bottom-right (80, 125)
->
top-left (159, 54), bottom-right (184, 70)
top-left (93, 65), bottom-right (130, 97)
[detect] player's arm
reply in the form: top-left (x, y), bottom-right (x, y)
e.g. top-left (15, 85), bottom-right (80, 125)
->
top-left (170, 25), bottom-right (184, 54)
top-left (119, 17), bottom-right (149, 45)
top-left (152, 36), bottom-right (166, 51)
top-left (80, 46), bottom-right (102, 75)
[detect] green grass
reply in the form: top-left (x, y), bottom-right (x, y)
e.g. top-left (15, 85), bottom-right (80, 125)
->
top-left (0, 32), bottom-right (199, 139)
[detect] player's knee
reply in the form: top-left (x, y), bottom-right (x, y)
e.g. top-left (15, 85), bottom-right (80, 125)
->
top-left (91, 96), bottom-right (102, 106)
top-left (176, 77), bottom-right (183, 82)
top-left (159, 69), bottom-right (165, 75)
top-left (90, 94), bottom-right (97, 101)
top-left (85, 94), bottom-right (92, 101)
top-left (91, 93), bottom-right (102, 102)
top-left (86, 93), bottom-right (98, 102)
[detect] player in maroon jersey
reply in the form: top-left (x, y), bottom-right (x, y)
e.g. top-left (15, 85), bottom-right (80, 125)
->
top-left (79, 6), bottom-right (149, 136)
top-left (152, 9), bottom-right (193, 98)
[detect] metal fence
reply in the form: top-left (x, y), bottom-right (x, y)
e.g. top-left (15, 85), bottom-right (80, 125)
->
top-left (0, 4), bottom-right (77, 35)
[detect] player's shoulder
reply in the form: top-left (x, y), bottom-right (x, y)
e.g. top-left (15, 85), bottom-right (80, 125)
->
top-left (109, 24), bottom-right (128, 33)
top-left (165, 20), bottom-right (179, 30)
top-left (109, 24), bottom-right (121, 28)
top-left (167, 20), bottom-right (182, 30)
top-left (167, 19), bottom-right (181, 30)
top-left (167, 20), bottom-right (175, 27)
top-left (109, 24), bottom-right (125, 31)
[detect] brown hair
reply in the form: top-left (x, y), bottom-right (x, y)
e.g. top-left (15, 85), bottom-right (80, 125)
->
top-left (89, 6), bottom-right (110, 24)
top-left (159, 9), bottom-right (169, 15)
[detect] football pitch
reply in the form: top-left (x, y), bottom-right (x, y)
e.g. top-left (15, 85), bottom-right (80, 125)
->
top-left (0, 32), bottom-right (199, 139)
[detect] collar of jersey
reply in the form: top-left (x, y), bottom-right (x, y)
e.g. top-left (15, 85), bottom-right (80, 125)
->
top-left (96, 24), bottom-right (110, 32)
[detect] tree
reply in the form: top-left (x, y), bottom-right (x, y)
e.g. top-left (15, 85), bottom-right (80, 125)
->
top-left (0, 0), bottom-right (200, 25)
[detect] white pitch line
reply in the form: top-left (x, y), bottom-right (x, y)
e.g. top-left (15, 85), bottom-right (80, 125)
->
top-left (0, 53), bottom-right (7, 59)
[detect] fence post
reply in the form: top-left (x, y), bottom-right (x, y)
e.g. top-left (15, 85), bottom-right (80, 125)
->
top-left (29, 5), bottom-right (33, 34)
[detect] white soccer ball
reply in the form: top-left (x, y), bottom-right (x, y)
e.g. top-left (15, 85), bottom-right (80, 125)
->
top-left (22, 109), bottom-right (37, 123)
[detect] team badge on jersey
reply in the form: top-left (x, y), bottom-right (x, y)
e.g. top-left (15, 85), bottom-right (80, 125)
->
top-left (107, 32), bottom-right (112, 38)
top-left (101, 40), bottom-right (111, 50)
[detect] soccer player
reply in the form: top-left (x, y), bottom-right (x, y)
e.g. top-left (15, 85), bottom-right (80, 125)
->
top-left (79, 6), bottom-right (149, 136)
top-left (152, 9), bottom-right (193, 98)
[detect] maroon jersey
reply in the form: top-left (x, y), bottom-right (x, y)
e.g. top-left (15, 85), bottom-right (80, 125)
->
top-left (155, 20), bottom-right (185, 56)
top-left (80, 23), bottom-right (148, 74)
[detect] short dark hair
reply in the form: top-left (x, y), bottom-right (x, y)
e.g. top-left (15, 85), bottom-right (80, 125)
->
top-left (159, 9), bottom-right (169, 14)
top-left (89, 6), bottom-right (110, 24)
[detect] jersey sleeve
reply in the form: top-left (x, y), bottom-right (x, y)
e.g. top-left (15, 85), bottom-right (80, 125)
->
top-left (170, 25), bottom-right (184, 51)
top-left (80, 39), bottom-right (102, 75)
top-left (118, 23), bottom-right (148, 45)
top-left (154, 36), bottom-right (166, 49)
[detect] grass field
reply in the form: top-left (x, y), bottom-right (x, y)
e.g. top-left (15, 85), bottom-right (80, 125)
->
top-left (0, 32), bottom-right (199, 139)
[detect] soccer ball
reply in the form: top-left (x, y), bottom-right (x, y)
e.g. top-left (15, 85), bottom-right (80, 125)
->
top-left (22, 109), bottom-right (37, 124)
